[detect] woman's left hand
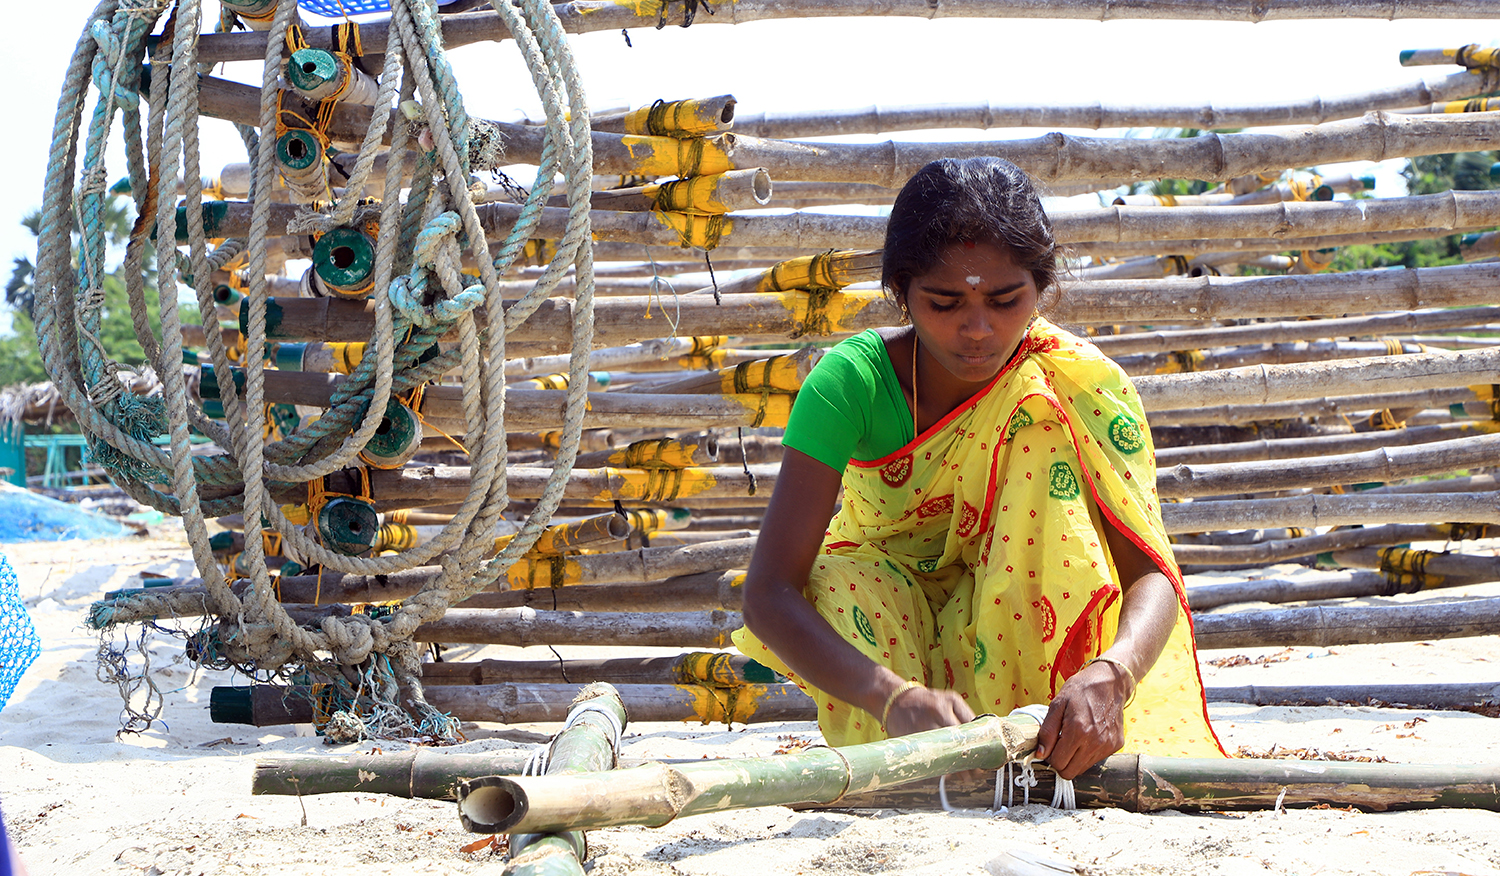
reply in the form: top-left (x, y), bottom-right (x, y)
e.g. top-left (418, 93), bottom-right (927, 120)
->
top-left (1033, 658), bottom-right (1131, 780)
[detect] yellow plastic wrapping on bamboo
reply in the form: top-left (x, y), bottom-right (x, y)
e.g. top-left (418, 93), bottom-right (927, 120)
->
top-left (718, 355), bottom-right (805, 394)
top-left (755, 250), bottom-right (872, 294)
top-left (327, 342), bottom-right (365, 375)
top-left (622, 506), bottom-right (692, 533)
top-left (624, 97), bottom-right (732, 138)
top-left (1153, 349), bottom-right (1206, 375)
top-left (375, 523), bottom-right (418, 553)
top-left (607, 438), bottom-right (706, 470)
top-left (503, 554), bottom-right (583, 590)
top-left (645, 173), bottom-right (739, 214)
top-left (493, 520), bottom-right (603, 558)
top-left (522, 373), bottom-right (570, 390)
top-left (621, 134), bottom-right (734, 178)
top-left (595, 467), bottom-right (721, 503)
top-left (1443, 97), bottom-right (1500, 114)
top-left (779, 288), bottom-right (877, 339)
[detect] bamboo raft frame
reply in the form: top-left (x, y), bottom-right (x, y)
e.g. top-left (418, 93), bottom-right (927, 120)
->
top-left (44, 2), bottom-right (1500, 844)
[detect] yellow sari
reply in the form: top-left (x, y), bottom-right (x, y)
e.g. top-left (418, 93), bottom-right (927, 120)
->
top-left (733, 318), bottom-right (1224, 757)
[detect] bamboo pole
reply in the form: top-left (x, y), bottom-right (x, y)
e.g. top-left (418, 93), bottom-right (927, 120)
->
top-left (323, 463), bottom-right (777, 510)
top-left (1159, 491), bottom-right (1500, 533)
top-left (88, 538), bottom-right (757, 625)
top-left (1181, 566), bottom-right (1500, 612)
top-left (1196, 682), bottom-right (1500, 710)
top-left (801, 753), bottom-right (1500, 813)
top-left (193, 75), bottom-right (1500, 186)
top-left (729, 70), bottom-right (1495, 136)
top-left (1154, 422), bottom-right (1498, 467)
top-left (487, 683), bottom-right (627, 874)
top-left (420, 653), bottom-right (778, 687)
top-left (185, 188), bottom-right (1500, 252)
top-left (251, 748), bottom-right (535, 797)
top-left (1188, 570), bottom-right (1389, 610)
top-left (1332, 546), bottom-right (1500, 583)
top-left (455, 570), bottom-right (743, 612)
top-left (1156, 432), bottom-right (1500, 499)
top-left (1194, 596), bottom-right (1500, 649)
top-left (195, 3), bottom-right (1500, 65)
top-left (409, 608), bottom-right (742, 648)
top-left (1131, 347), bottom-right (1500, 413)
top-left (1114, 340), bottom-right (1425, 378)
top-left (1145, 386), bottom-right (1482, 428)
top-left (244, 262), bottom-right (1500, 347)
top-left (254, 747), bottom-right (1500, 809)
top-left (1089, 307), bottom-right (1500, 356)
top-left (1171, 523), bottom-right (1480, 567)
top-left (1067, 224), bottom-right (1495, 261)
top-left (219, 680), bottom-right (814, 728)
top-left (205, 368), bottom-right (802, 433)
top-left (246, 262), bottom-right (1500, 354)
top-left (453, 713), bottom-right (1041, 835)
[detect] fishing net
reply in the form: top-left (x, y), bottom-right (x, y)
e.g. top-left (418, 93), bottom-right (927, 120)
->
top-left (0, 553), bottom-right (40, 711)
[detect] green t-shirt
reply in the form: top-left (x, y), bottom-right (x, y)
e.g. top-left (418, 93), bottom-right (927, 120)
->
top-left (784, 330), bottom-right (914, 471)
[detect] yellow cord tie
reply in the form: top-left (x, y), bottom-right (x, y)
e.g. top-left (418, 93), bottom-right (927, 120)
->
top-left (1378, 546), bottom-right (1442, 593)
top-left (791, 287), bottom-right (837, 339)
top-left (655, 211), bottom-right (728, 250)
top-left (1383, 338), bottom-right (1406, 356)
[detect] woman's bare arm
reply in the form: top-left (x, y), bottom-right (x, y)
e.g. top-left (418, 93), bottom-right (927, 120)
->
top-left (739, 448), bottom-right (974, 734)
top-left (1035, 516), bottom-right (1180, 779)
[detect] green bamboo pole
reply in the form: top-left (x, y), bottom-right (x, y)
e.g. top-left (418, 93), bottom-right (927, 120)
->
top-left (480, 683), bottom-right (628, 875)
top-left (795, 753), bottom-right (1500, 813)
top-left (253, 749), bottom-right (534, 798)
top-left (453, 713), bottom-right (1041, 835)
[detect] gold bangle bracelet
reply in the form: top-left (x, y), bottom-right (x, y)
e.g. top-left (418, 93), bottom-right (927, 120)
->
top-left (1086, 655), bottom-right (1138, 709)
top-left (880, 680), bottom-right (923, 726)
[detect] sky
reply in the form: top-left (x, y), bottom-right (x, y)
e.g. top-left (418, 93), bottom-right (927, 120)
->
top-left (2, 3), bottom-right (1495, 334)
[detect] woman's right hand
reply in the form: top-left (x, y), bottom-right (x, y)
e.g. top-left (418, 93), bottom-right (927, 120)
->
top-left (884, 685), bottom-right (976, 737)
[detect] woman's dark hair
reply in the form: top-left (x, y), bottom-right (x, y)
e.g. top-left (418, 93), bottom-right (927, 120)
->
top-left (882, 157), bottom-right (1059, 310)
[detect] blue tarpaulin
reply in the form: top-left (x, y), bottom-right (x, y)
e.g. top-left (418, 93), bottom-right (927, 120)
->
top-left (0, 483), bottom-right (134, 542)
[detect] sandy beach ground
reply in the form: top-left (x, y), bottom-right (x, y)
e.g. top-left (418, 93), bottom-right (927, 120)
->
top-left (2, 528), bottom-right (1498, 876)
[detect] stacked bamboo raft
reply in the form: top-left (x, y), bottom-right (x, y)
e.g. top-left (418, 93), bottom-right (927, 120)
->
top-left (37, 2), bottom-right (1500, 851)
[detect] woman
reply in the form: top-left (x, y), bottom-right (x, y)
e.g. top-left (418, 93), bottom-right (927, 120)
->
top-left (734, 157), bottom-right (1223, 780)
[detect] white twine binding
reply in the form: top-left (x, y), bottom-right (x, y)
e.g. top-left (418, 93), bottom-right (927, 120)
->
top-left (938, 704), bottom-right (1077, 814)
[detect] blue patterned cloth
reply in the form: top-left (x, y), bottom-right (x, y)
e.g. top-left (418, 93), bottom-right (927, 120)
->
top-left (299, 0), bottom-right (392, 16)
top-left (0, 552), bottom-right (39, 712)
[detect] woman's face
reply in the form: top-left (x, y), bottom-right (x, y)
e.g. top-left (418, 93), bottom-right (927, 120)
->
top-left (904, 239), bottom-right (1039, 387)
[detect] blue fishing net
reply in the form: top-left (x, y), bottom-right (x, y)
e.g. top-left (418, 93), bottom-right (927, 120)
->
top-left (0, 552), bottom-right (39, 711)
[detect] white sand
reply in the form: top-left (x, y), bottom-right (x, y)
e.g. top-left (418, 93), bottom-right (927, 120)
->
top-left (2, 530), bottom-right (1498, 876)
